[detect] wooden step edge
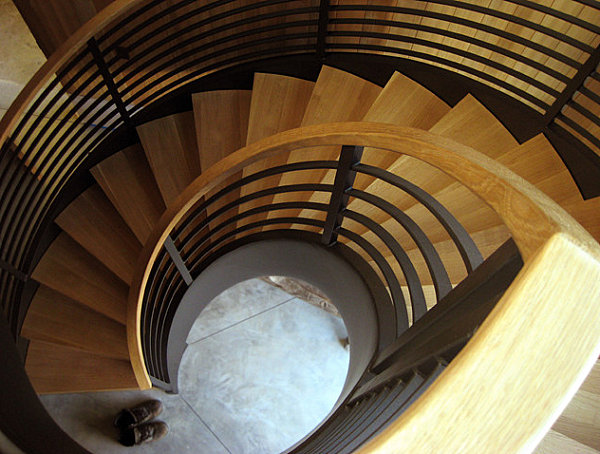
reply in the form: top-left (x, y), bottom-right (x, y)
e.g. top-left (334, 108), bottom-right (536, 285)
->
top-left (25, 340), bottom-right (138, 395)
top-left (21, 285), bottom-right (130, 360)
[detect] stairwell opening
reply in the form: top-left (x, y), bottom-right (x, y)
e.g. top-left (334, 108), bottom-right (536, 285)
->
top-left (166, 238), bottom-right (382, 452)
top-left (178, 276), bottom-right (350, 453)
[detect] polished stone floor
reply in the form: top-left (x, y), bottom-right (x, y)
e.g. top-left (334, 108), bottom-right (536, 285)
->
top-left (40, 279), bottom-right (350, 453)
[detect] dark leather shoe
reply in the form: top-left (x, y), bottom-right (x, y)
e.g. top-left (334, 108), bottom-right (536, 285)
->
top-left (118, 421), bottom-right (169, 446)
top-left (133, 421), bottom-right (169, 445)
top-left (113, 399), bottom-right (163, 430)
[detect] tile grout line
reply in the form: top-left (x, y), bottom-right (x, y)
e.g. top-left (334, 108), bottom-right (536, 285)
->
top-left (189, 296), bottom-right (297, 345)
top-left (180, 395), bottom-right (233, 454)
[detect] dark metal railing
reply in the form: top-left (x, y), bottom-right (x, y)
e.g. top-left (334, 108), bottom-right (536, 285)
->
top-left (289, 238), bottom-right (522, 454)
top-left (556, 68), bottom-right (600, 152)
top-left (140, 147), bottom-right (483, 386)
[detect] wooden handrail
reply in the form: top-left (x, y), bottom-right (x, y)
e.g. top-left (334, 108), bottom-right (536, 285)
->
top-left (129, 122), bottom-right (600, 452)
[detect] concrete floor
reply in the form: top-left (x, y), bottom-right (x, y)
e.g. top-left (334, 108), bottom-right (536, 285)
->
top-left (40, 279), bottom-right (350, 453)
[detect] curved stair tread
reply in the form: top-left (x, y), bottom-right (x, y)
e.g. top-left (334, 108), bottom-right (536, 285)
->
top-left (534, 430), bottom-right (599, 454)
top-left (31, 232), bottom-right (128, 324)
top-left (137, 111), bottom-right (200, 206)
top-left (430, 94), bottom-right (519, 156)
top-left (354, 95), bottom-right (520, 219)
top-left (563, 197), bottom-right (600, 244)
top-left (55, 184), bottom-right (142, 284)
top-left (90, 144), bottom-right (166, 244)
top-left (342, 94), bottom-right (520, 245)
top-left (306, 70), bottom-right (451, 229)
top-left (192, 90), bottom-right (252, 239)
top-left (345, 176), bottom-right (505, 247)
top-left (21, 285), bottom-right (129, 360)
top-left (497, 134), bottom-right (580, 203)
top-left (354, 71), bottom-right (451, 190)
top-left (387, 186), bottom-right (503, 243)
top-left (346, 132), bottom-right (585, 265)
top-left (240, 73), bottom-right (314, 232)
top-left (25, 340), bottom-right (137, 394)
top-left (193, 90), bottom-right (252, 170)
top-left (549, 359), bottom-right (600, 451)
top-left (273, 65), bottom-right (381, 226)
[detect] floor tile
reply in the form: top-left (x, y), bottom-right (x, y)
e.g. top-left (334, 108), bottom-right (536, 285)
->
top-left (186, 278), bottom-right (295, 344)
top-left (179, 298), bottom-right (350, 454)
top-left (40, 388), bottom-right (229, 454)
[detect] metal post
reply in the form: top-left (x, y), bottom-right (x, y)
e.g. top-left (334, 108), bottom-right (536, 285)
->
top-left (322, 145), bottom-right (363, 246)
top-left (316, 0), bottom-right (330, 61)
top-left (87, 38), bottom-right (133, 129)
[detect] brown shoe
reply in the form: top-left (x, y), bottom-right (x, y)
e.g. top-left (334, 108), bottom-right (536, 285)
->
top-left (113, 399), bottom-right (163, 430)
top-left (133, 421), bottom-right (169, 445)
top-left (118, 421), bottom-right (168, 446)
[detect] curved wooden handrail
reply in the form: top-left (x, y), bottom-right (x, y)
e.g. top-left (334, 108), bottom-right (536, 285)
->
top-left (129, 122), bottom-right (600, 452)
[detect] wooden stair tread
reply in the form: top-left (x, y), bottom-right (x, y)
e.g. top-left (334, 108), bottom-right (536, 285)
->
top-left (193, 90), bottom-right (252, 170)
top-left (548, 359), bottom-right (600, 451)
top-left (192, 90), bottom-right (252, 238)
top-left (55, 184), bottom-right (142, 284)
top-left (137, 112), bottom-right (200, 206)
top-left (245, 74), bottom-right (315, 146)
top-left (25, 340), bottom-right (138, 394)
top-left (240, 73), bottom-right (315, 232)
top-left (534, 430), bottom-right (599, 454)
top-left (272, 65), bottom-right (381, 223)
top-left (12, 0), bottom-right (100, 56)
top-left (300, 65), bottom-right (382, 127)
top-left (21, 285), bottom-right (129, 360)
top-left (345, 94), bottom-right (521, 237)
top-left (31, 232), bottom-right (128, 324)
top-left (91, 144), bottom-right (165, 244)
top-left (497, 134), bottom-right (580, 203)
top-left (430, 94), bottom-right (519, 157)
top-left (355, 71), bottom-right (452, 190)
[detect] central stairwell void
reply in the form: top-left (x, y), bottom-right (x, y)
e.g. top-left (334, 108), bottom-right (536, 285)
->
top-left (2, 1), bottom-right (600, 453)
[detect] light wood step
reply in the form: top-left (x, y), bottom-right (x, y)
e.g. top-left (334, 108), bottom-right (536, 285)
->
top-left (354, 71), bottom-right (451, 190)
top-left (21, 285), bottom-right (129, 360)
top-left (192, 90), bottom-right (251, 241)
top-left (25, 340), bottom-right (138, 394)
top-left (496, 134), bottom-right (580, 205)
top-left (12, 0), bottom-right (101, 56)
top-left (272, 65), bottom-right (382, 229)
top-left (301, 71), bottom-right (452, 235)
top-left (339, 94), bottom-right (520, 255)
top-left (31, 232), bottom-right (128, 324)
top-left (137, 112), bottom-right (200, 206)
top-left (377, 134), bottom-right (589, 263)
top-left (345, 95), bottom-right (519, 234)
top-left (239, 73), bottom-right (315, 233)
top-left (91, 144), bottom-right (165, 244)
top-left (547, 359), bottom-right (600, 451)
top-left (534, 430), bottom-right (599, 454)
top-left (193, 90), bottom-right (252, 170)
top-left (55, 184), bottom-right (142, 284)
top-left (564, 197), bottom-right (600, 244)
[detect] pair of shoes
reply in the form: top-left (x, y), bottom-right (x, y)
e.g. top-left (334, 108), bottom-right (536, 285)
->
top-left (114, 399), bottom-right (169, 446)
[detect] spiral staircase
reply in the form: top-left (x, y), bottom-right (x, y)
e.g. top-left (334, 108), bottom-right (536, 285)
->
top-left (2, 1), bottom-right (600, 453)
